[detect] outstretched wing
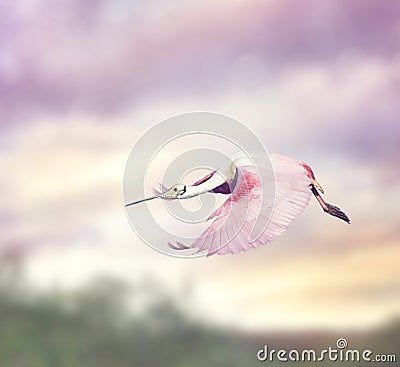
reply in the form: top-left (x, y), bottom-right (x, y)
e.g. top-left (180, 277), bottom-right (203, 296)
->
top-left (152, 183), bottom-right (168, 196)
top-left (169, 154), bottom-right (313, 256)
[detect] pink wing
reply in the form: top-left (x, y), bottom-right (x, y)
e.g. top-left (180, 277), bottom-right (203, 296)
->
top-left (169, 153), bottom-right (313, 256)
top-left (152, 183), bottom-right (168, 196)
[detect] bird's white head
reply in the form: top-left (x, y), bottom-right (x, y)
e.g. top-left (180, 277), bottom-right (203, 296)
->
top-left (124, 183), bottom-right (188, 207)
top-left (163, 183), bottom-right (187, 199)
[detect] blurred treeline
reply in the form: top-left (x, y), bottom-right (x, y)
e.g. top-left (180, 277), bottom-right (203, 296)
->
top-left (0, 263), bottom-right (398, 367)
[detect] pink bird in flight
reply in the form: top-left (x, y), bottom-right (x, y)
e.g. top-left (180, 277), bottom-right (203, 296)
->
top-left (125, 152), bottom-right (350, 256)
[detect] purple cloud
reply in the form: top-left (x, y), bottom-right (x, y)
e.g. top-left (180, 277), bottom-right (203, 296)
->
top-left (1, 0), bottom-right (399, 123)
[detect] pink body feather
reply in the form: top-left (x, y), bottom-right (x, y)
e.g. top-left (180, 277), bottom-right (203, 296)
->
top-left (169, 153), bottom-right (314, 256)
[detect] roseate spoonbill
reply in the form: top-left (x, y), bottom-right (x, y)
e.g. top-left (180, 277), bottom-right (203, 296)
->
top-left (125, 152), bottom-right (350, 256)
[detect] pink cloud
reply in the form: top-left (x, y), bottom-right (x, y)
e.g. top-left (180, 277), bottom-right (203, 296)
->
top-left (1, 0), bottom-right (399, 125)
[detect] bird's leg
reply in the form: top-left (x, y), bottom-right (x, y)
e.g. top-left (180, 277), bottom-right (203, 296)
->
top-left (310, 186), bottom-right (350, 223)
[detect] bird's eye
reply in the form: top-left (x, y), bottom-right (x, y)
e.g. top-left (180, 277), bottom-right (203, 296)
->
top-left (173, 188), bottom-right (177, 192)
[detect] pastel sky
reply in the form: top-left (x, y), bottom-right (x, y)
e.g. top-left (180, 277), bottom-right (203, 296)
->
top-left (1, 0), bottom-right (399, 331)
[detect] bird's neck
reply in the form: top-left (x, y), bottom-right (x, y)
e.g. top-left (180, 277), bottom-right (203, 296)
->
top-left (180, 185), bottom-right (210, 199)
top-left (181, 162), bottom-right (237, 199)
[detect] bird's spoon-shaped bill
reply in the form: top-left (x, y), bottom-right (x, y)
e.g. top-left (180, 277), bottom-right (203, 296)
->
top-left (124, 195), bottom-right (160, 207)
top-left (124, 185), bottom-right (180, 207)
